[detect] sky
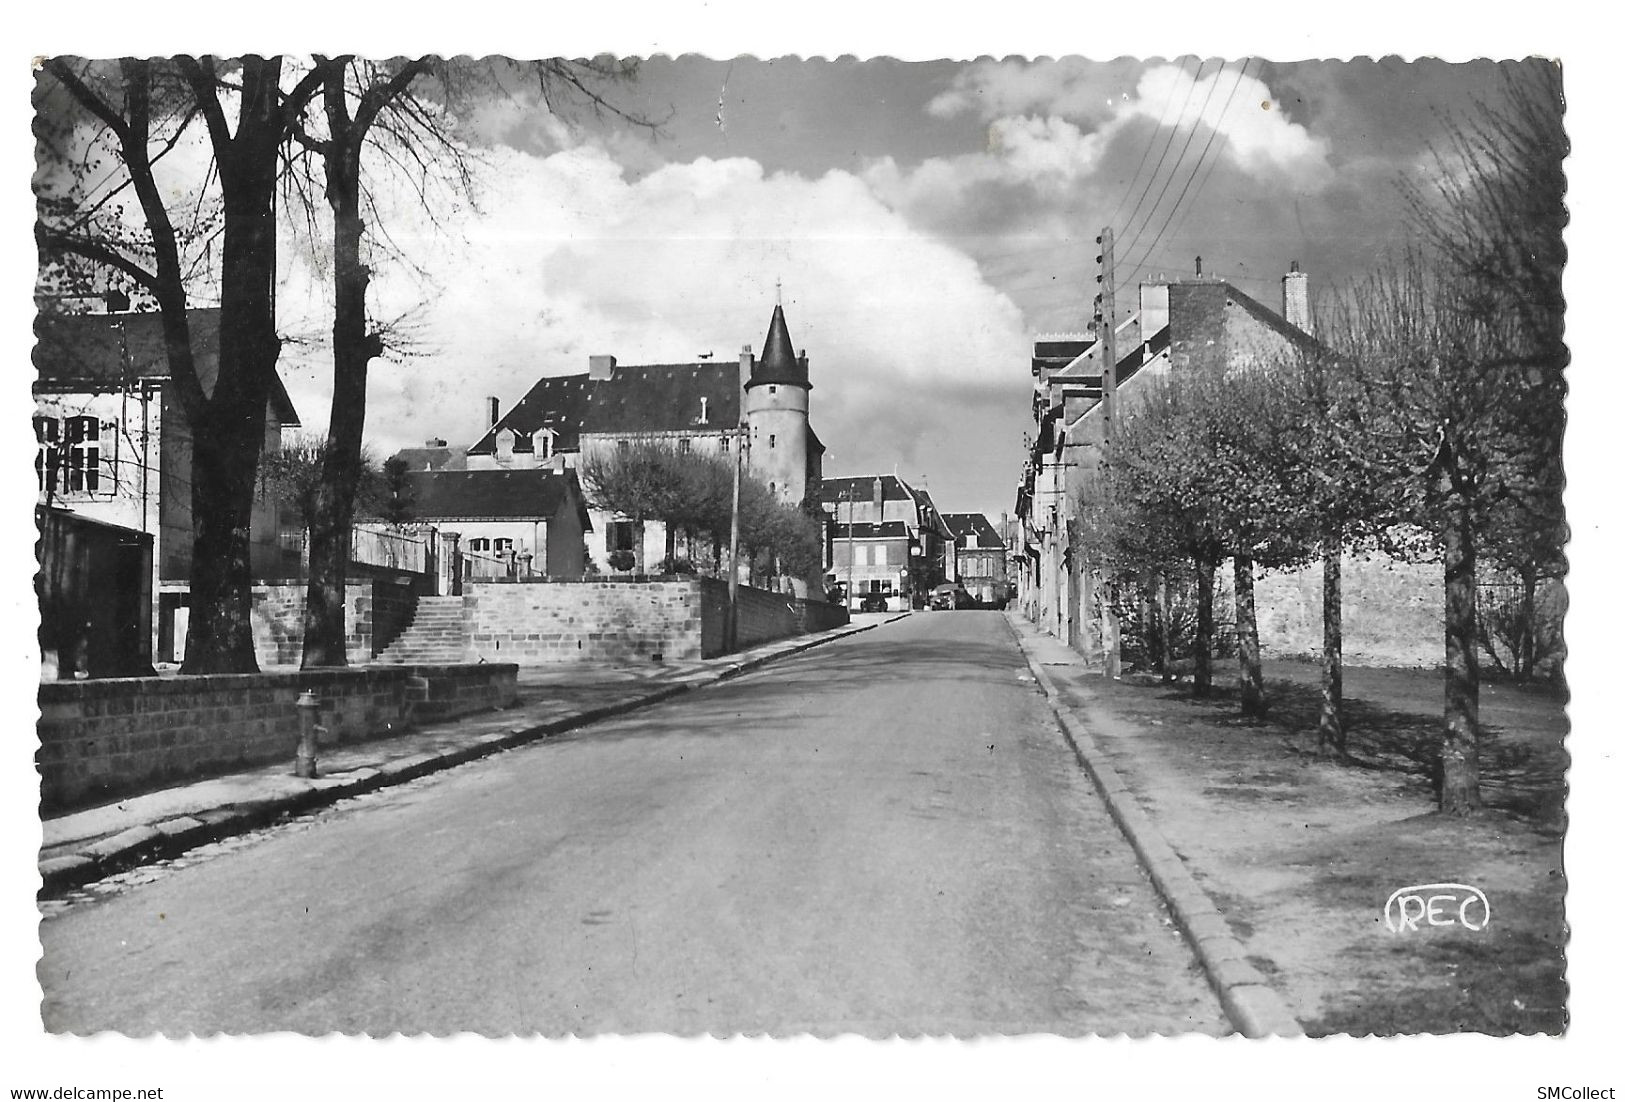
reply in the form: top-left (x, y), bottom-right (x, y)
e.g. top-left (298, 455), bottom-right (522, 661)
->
top-left (250, 55), bottom-right (1539, 523)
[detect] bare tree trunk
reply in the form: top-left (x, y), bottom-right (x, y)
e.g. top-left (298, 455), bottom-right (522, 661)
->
top-left (1193, 556), bottom-right (1215, 698)
top-left (1518, 562), bottom-right (1539, 680)
top-left (1318, 533), bottom-right (1346, 757)
top-left (180, 96), bottom-right (285, 673)
top-left (1234, 555), bottom-right (1266, 718)
top-left (1441, 500), bottom-right (1483, 815)
top-left (304, 69), bottom-right (381, 668)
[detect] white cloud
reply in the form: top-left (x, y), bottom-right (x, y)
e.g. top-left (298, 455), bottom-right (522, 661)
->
top-left (274, 141), bottom-right (1029, 493)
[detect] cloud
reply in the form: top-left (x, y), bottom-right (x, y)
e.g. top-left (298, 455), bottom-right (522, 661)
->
top-left (928, 57), bottom-right (1145, 126)
top-left (274, 140), bottom-right (1030, 511)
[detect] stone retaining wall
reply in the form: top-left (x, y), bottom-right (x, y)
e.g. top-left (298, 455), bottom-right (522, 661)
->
top-left (465, 577), bottom-right (850, 664)
top-left (251, 576), bottom-right (420, 668)
top-left (37, 664), bottom-right (516, 813)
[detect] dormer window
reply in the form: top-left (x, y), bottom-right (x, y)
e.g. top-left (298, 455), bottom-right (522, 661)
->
top-left (537, 429), bottom-right (555, 461)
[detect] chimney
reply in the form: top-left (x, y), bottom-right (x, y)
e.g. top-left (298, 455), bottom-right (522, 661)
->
top-left (1139, 280), bottom-right (1170, 347)
top-left (872, 477), bottom-right (883, 506)
top-left (1194, 256), bottom-right (1203, 278)
top-left (426, 437), bottom-right (447, 447)
top-left (588, 354), bottom-right (617, 381)
top-left (1282, 261), bottom-right (1312, 335)
top-left (486, 396), bottom-right (500, 428)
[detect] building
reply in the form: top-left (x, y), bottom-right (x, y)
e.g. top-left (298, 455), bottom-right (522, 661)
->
top-left (391, 467), bottom-right (591, 580)
top-left (32, 308), bottom-right (301, 661)
top-left (1015, 264), bottom-right (1317, 655)
top-left (439, 305), bottom-right (823, 580)
top-left (819, 474), bottom-right (955, 610)
top-left (943, 512), bottom-right (1009, 605)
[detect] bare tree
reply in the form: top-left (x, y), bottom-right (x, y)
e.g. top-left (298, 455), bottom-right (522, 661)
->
top-left (37, 57), bottom-right (328, 673)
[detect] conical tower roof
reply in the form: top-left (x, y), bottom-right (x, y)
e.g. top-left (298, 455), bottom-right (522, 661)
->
top-left (748, 304), bottom-right (810, 389)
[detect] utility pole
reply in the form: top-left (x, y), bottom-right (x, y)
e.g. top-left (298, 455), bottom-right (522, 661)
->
top-left (1095, 227), bottom-right (1122, 679)
top-left (726, 424), bottom-right (744, 651)
top-left (845, 489), bottom-right (856, 612)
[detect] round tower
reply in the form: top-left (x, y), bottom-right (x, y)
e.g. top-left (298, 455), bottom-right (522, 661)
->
top-left (744, 304), bottom-right (811, 505)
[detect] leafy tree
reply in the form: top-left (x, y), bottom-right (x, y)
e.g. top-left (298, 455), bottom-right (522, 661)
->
top-left (1305, 65), bottom-right (1564, 814)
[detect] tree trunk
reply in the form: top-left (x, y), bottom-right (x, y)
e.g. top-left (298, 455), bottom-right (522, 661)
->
top-left (1517, 562), bottom-right (1539, 680)
top-left (1234, 555), bottom-right (1266, 718)
top-left (1318, 533), bottom-right (1346, 757)
top-left (181, 423), bottom-right (267, 673)
top-left (180, 85), bottom-right (285, 673)
top-left (1193, 556), bottom-right (1215, 698)
top-left (303, 98), bottom-right (376, 669)
top-left (1154, 571), bottom-right (1171, 680)
top-left (1441, 500), bottom-right (1483, 815)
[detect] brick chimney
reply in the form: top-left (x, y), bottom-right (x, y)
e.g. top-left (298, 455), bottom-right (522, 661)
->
top-left (1139, 280), bottom-right (1170, 347)
top-left (588, 354), bottom-right (617, 381)
top-left (1282, 261), bottom-right (1312, 335)
top-left (486, 396), bottom-right (500, 428)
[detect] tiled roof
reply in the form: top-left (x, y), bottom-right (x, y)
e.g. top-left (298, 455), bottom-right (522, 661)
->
top-left (818, 474), bottom-right (914, 505)
top-left (585, 362), bottom-right (742, 434)
top-left (749, 304), bottom-right (809, 389)
top-left (831, 521), bottom-right (910, 539)
top-left (400, 468), bottom-right (587, 524)
top-left (1222, 283), bottom-right (1320, 348)
top-left (33, 308), bottom-right (300, 425)
top-left (943, 512), bottom-right (1006, 550)
top-left (468, 363), bottom-right (742, 455)
top-left (392, 444), bottom-right (467, 472)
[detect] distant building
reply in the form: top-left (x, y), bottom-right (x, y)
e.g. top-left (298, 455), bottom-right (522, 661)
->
top-left (819, 474), bottom-right (955, 610)
top-left (391, 467), bottom-right (591, 580)
top-left (412, 305), bottom-right (824, 580)
top-left (32, 308), bottom-right (301, 661)
top-left (943, 512), bottom-right (1009, 604)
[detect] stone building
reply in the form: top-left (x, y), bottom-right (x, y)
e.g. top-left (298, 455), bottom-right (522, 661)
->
top-left (819, 474), bottom-right (955, 610)
top-left (431, 305), bottom-right (823, 577)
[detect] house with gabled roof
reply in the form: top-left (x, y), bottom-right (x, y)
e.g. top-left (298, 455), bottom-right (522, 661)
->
top-left (383, 467), bottom-right (591, 580)
top-left (1015, 264), bottom-right (1319, 651)
top-left (32, 307), bottom-right (301, 662)
top-left (943, 512), bottom-right (1009, 605)
top-left (818, 474), bottom-right (955, 609)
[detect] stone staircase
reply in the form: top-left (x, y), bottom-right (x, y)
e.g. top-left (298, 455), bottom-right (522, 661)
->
top-left (376, 596), bottom-right (469, 664)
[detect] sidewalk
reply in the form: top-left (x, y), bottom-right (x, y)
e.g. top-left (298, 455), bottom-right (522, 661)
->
top-left (1005, 613), bottom-right (1304, 1038)
top-left (39, 612), bottom-right (910, 895)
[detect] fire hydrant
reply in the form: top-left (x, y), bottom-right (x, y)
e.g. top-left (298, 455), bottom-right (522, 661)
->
top-left (294, 690), bottom-right (323, 778)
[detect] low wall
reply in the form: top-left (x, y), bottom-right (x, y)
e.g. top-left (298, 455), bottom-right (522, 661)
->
top-left (251, 577), bottom-right (420, 668)
top-left (1254, 551), bottom-right (1444, 667)
top-left (37, 663), bottom-right (517, 813)
top-left (464, 577), bottom-right (850, 664)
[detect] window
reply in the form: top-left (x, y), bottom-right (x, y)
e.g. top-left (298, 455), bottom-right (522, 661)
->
top-left (679, 438), bottom-right (691, 455)
top-left (873, 545), bottom-right (888, 567)
top-left (769, 481), bottom-right (777, 496)
top-left (720, 435), bottom-right (731, 453)
top-left (467, 537), bottom-right (492, 553)
top-left (537, 430), bottom-right (554, 461)
top-left (35, 415), bottom-right (102, 495)
top-left (854, 545), bottom-right (868, 567)
top-left (617, 439), bottom-right (630, 452)
top-left (769, 433), bottom-right (776, 449)
top-left (769, 385), bottom-right (777, 395)
top-left (609, 521), bottom-right (637, 553)
top-left (493, 538), bottom-right (515, 555)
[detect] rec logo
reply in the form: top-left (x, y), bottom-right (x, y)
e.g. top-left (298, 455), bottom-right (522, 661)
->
top-left (1383, 883), bottom-right (1490, 933)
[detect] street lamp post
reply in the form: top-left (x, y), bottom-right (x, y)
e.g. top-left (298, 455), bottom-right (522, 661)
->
top-left (727, 424), bottom-right (745, 651)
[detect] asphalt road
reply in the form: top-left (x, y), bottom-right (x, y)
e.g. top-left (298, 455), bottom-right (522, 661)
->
top-left (40, 611), bottom-right (1225, 1036)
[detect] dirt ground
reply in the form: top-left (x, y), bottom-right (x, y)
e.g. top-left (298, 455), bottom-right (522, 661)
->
top-left (1058, 658), bottom-right (1567, 1035)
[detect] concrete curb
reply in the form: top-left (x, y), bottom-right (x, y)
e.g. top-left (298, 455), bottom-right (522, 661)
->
top-left (1008, 618), bottom-right (1304, 1039)
top-left (40, 615), bottom-right (896, 898)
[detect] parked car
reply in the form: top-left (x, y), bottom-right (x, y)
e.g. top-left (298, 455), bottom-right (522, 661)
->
top-left (930, 582), bottom-right (972, 611)
top-left (859, 592), bottom-right (889, 613)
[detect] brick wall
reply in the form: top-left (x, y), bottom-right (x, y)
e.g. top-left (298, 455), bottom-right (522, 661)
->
top-left (36, 664), bottom-right (517, 813)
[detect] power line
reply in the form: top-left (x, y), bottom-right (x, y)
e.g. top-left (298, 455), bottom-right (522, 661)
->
top-left (1099, 58), bottom-right (1190, 233)
top-left (1115, 60), bottom-right (1229, 269)
top-left (1111, 59), bottom-right (1209, 262)
top-left (1118, 59), bottom-right (1253, 294)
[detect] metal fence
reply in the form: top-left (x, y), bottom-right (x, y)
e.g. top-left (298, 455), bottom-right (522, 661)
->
top-left (351, 526), bottom-right (431, 574)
